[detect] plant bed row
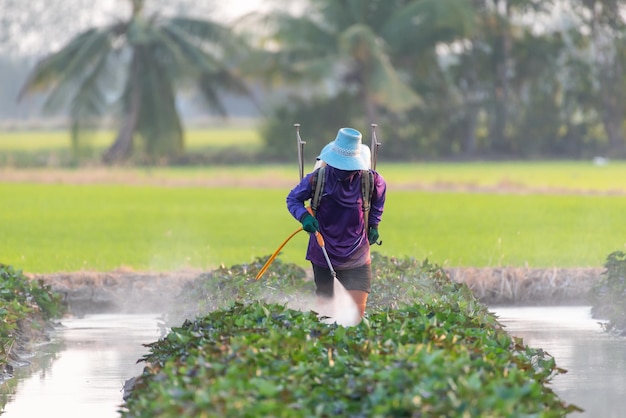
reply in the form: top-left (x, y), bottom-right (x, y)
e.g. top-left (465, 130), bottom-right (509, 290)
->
top-left (122, 255), bottom-right (581, 417)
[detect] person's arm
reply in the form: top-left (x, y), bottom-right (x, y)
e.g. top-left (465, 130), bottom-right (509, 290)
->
top-left (286, 173), bottom-right (314, 224)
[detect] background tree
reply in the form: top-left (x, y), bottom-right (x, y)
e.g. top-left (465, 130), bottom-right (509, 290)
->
top-left (570, 0), bottom-right (626, 157)
top-left (248, 0), bottom-right (474, 159)
top-left (17, 0), bottom-right (253, 163)
top-left (5, 1), bottom-right (626, 162)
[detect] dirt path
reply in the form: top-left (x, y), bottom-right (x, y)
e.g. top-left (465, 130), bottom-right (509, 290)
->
top-left (3, 167), bottom-right (626, 195)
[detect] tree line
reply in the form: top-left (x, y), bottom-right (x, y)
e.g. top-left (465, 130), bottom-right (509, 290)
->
top-left (13, 0), bottom-right (626, 162)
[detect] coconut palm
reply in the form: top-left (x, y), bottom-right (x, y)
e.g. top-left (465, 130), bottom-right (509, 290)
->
top-left (18, 0), bottom-right (253, 163)
top-left (245, 0), bottom-right (475, 132)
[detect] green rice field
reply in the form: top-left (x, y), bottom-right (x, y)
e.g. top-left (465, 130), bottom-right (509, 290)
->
top-left (2, 127), bottom-right (626, 273)
top-left (0, 127), bottom-right (262, 151)
top-left (1, 165), bottom-right (626, 273)
top-left (0, 127), bottom-right (263, 166)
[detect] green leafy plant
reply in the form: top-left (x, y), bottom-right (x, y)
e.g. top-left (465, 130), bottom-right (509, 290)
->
top-left (165, 255), bottom-right (314, 326)
top-left (123, 255), bottom-right (581, 417)
top-left (0, 264), bottom-right (65, 367)
top-left (590, 251), bottom-right (626, 334)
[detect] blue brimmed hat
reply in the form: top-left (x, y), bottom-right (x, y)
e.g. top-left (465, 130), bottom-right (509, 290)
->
top-left (318, 128), bottom-right (368, 171)
top-left (317, 142), bottom-right (371, 169)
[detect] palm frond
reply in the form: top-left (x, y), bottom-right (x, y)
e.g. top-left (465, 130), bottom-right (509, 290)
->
top-left (157, 24), bottom-right (220, 75)
top-left (369, 54), bottom-right (422, 112)
top-left (168, 17), bottom-right (242, 48)
top-left (340, 24), bottom-right (421, 112)
top-left (382, 0), bottom-right (476, 51)
top-left (196, 68), bottom-right (255, 116)
top-left (246, 11), bottom-right (337, 83)
top-left (155, 17), bottom-right (256, 116)
top-left (19, 27), bottom-right (116, 102)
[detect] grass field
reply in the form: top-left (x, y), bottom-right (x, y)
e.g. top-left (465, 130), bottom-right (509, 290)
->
top-left (2, 128), bottom-right (626, 273)
top-left (0, 127), bottom-right (264, 166)
top-left (0, 127), bottom-right (263, 151)
top-left (2, 169), bottom-right (626, 273)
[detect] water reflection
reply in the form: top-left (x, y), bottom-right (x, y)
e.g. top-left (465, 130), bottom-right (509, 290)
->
top-left (492, 306), bottom-right (626, 418)
top-left (1, 314), bottom-right (161, 418)
top-left (3, 308), bottom-right (625, 417)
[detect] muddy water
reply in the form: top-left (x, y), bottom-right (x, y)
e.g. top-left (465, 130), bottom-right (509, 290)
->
top-left (2, 307), bottom-right (625, 417)
top-left (492, 306), bottom-right (626, 418)
top-left (2, 314), bottom-right (162, 418)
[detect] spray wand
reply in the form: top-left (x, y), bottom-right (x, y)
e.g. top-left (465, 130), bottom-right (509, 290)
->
top-left (313, 230), bottom-right (337, 280)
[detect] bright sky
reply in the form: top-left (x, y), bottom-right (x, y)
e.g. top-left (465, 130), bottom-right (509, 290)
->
top-left (0, 0), bottom-right (275, 57)
top-left (217, 0), bottom-right (269, 20)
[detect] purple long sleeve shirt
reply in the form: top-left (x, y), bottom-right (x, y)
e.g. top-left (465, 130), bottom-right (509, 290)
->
top-left (286, 166), bottom-right (386, 269)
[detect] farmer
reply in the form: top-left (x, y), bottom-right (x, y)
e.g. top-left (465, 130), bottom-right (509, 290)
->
top-left (286, 127), bottom-right (386, 320)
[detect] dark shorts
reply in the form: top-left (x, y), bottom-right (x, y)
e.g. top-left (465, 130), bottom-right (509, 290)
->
top-left (312, 263), bottom-right (372, 297)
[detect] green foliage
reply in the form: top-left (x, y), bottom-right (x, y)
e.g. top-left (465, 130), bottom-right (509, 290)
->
top-left (0, 264), bottom-right (65, 320)
top-left (18, 3), bottom-right (253, 163)
top-left (0, 128), bottom-right (263, 168)
top-left (122, 255), bottom-right (579, 417)
top-left (260, 92), bottom-right (361, 161)
top-left (591, 251), bottom-right (626, 334)
top-left (166, 256), bottom-right (314, 325)
top-left (0, 264), bottom-right (65, 366)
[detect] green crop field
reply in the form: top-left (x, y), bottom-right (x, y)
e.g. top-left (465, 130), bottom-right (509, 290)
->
top-left (0, 127), bottom-right (262, 151)
top-left (2, 127), bottom-right (626, 273)
top-left (0, 127), bottom-right (263, 166)
top-left (2, 169), bottom-right (626, 273)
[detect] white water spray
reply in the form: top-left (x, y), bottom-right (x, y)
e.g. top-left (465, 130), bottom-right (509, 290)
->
top-left (312, 277), bottom-right (361, 327)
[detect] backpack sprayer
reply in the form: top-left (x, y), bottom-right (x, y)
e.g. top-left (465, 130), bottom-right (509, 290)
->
top-left (255, 124), bottom-right (380, 280)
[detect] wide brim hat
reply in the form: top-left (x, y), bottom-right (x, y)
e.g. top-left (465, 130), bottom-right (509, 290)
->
top-left (318, 128), bottom-right (369, 171)
top-left (318, 142), bottom-right (371, 169)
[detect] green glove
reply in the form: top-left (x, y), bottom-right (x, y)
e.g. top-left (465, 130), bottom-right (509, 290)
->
top-left (368, 226), bottom-right (380, 245)
top-left (301, 213), bottom-right (319, 233)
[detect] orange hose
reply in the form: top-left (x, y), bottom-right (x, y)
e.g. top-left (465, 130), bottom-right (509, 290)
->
top-left (255, 227), bottom-right (303, 280)
top-left (256, 207), bottom-right (317, 280)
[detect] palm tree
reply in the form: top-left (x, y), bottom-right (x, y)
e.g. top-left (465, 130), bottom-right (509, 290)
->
top-left (18, 0), bottom-right (253, 163)
top-left (245, 0), bottom-right (435, 126)
top-left (241, 0), bottom-right (476, 161)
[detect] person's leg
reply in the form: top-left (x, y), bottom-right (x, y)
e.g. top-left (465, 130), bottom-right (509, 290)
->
top-left (336, 264), bottom-right (372, 319)
top-left (311, 263), bottom-right (334, 318)
top-left (346, 290), bottom-right (368, 318)
top-left (312, 263), bottom-right (334, 298)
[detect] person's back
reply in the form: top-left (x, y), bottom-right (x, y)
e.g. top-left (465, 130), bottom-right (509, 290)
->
top-left (307, 166), bottom-right (372, 269)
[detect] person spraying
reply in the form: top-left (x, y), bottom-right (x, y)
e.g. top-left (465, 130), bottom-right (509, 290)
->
top-left (286, 127), bottom-right (386, 321)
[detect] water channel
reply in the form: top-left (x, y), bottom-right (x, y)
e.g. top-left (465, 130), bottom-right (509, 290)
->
top-left (1, 314), bottom-right (163, 418)
top-left (491, 306), bottom-right (626, 418)
top-left (1, 306), bottom-right (624, 417)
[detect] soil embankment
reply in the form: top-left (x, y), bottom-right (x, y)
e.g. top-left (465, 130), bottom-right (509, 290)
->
top-left (447, 267), bottom-right (602, 306)
top-left (31, 270), bottom-right (200, 316)
top-left (31, 267), bottom-right (603, 316)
